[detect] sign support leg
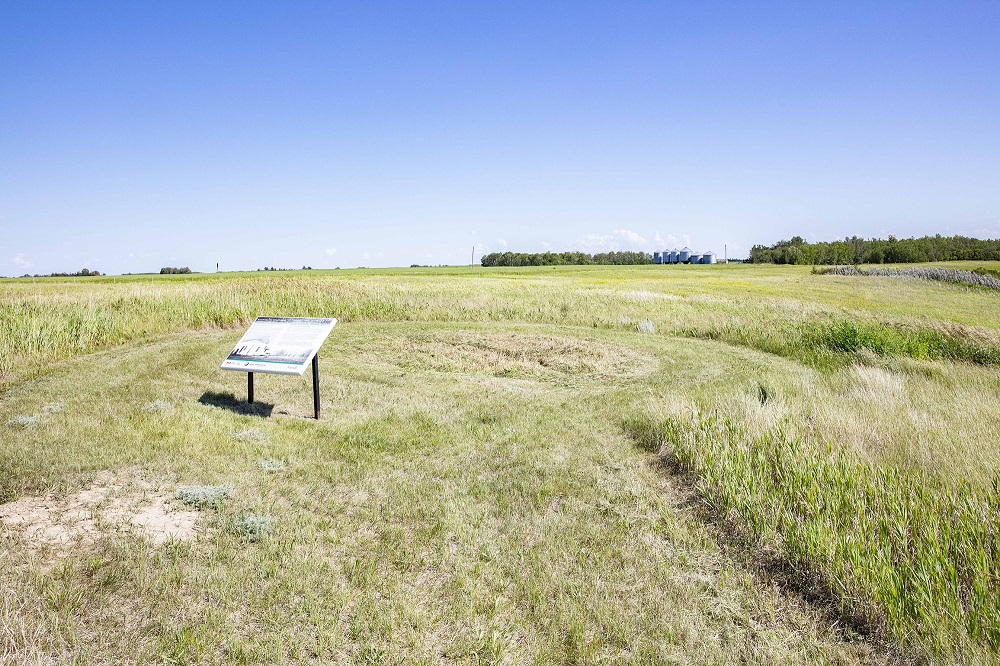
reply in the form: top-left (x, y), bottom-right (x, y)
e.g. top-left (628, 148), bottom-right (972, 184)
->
top-left (312, 354), bottom-right (321, 420)
top-left (248, 372), bottom-right (254, 404)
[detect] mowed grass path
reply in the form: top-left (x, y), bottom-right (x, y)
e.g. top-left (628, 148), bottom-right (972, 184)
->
top-left (1, 324), bottom-right (882, 664)
top-left (2, 264), bottom-right (1000, 662)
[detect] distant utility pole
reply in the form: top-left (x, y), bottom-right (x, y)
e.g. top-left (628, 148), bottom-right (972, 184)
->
top-left (216, 262), bottom-right (219, 273)
top-left (724, 244), bottom-right (727, 263)
top-left (471, 246), bottom-right (475, 267)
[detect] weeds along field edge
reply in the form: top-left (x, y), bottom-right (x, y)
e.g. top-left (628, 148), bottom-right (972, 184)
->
top-left (623, 410), bottom-right (1000, 663)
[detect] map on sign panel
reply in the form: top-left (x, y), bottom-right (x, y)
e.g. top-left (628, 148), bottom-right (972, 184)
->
top-left (221, 317), bottom-right (337, 376)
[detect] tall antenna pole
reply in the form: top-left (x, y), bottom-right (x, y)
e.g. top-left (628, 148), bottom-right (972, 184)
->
top-left (724, 244), bottom-right (727, 263)
top-left (471, 246), bottom-right (475, 267)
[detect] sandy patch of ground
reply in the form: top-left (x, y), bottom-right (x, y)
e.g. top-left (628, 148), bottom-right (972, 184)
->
top-left (0, 472), bottom-right (199, 552)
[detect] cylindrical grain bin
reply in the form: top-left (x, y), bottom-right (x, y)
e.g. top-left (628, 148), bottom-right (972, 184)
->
top-left (653, 252), bottom-right (662, 264)
top-left (668, 249), bottom-right (678, 263)
top-left (702, 251), bottom-right (716, 264)
top-left (688, 252), bottom-right (702, 264)
top-left (678, 247), bottom-right (691, 263)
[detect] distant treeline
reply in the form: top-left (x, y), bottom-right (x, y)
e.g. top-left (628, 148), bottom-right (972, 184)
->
top-left (750, 235), bottom-right (1000, 265)
top-left (481, 251), bottom-right (652, 267)
top-left (19, 268), bottom-right (102, 278)
top-left (160, 267), bottom-right (193, 274)
top-left (257, 266), bottom-right (313, 272)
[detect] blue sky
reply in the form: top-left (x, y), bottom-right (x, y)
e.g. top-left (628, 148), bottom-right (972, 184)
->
top-left (2, 1), bottom-right (998, 274)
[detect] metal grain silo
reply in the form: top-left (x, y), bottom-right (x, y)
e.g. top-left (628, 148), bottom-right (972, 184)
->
top-left (702, 251), bottom-right (716, 264)
top-left (678, 247), bottom-right (691, 263)
top-left (689, 253), bottom-right (702, 265)
top-left (653, 252), bottom-right (662, 264)
top-left (667, 249), bottom-right (677, 263)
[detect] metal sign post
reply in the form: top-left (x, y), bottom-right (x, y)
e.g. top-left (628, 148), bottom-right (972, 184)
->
top-left (221, 317), bottom-right (336, 420)
top-left (312, 355), bottom-right (321, 419)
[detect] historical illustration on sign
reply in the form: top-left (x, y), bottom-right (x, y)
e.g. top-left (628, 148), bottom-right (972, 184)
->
top-left (221, 317), bottom-right (337, 375)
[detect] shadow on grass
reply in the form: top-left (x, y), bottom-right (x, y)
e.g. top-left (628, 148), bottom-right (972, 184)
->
top-left (198, 391), bottom-right (273, 417)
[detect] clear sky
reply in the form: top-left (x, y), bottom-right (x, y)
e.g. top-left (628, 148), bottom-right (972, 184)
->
top-left (2, 1), bottom-right (998, 274)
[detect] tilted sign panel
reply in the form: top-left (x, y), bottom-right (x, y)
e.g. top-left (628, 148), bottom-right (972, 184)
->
top-left (221, 317), bottom-right (337, 376)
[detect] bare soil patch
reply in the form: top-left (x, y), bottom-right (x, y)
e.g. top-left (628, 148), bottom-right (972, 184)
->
top-left (0, 472), bottom-right (199, 553)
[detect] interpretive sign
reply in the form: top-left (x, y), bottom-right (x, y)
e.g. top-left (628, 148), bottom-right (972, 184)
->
top-left (221, 317), bottom-right (337, 376)
top-left (221, 317), bottom-right (337, 419)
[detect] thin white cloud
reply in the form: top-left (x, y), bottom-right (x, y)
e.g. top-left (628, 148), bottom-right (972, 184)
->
top-left (663, 233), bottom-right (692, 248)
top-left (325, 247), bottom-right (338, 256)
top-left (12, 253), bottom-right (30, 269)
top-left (497, 238), bottom-right (508, 249)
top-left (577, 234), bottom-right (614, 251)
top-left (576, 228), bottom-right (649, 252)
top-left (363, 252), bottom-right (370, 260)
top-left (613, 228), bottom-right (648, 247)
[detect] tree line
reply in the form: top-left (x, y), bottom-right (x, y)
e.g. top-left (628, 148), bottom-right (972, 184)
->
top-left (749, 235), bottom-right (1000, 265)
top-left (18, 268), bottom-right (103, 278)
top-left (481, 251), bottom-right (652, 267)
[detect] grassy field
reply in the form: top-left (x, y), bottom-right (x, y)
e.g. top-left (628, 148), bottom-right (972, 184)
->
top-left (1, 263), bottom-right (998, 663)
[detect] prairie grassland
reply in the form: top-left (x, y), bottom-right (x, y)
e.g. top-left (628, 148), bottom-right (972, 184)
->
top-left (3, 263), bottom-right (999, 383)
top-left (1, 264), bottom-right (999, 663)
top-left (1, 326), bottom-right (884, 664)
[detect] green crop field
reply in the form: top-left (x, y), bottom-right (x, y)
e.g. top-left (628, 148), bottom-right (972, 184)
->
top-left (2, 263), bottom-right (999, 664)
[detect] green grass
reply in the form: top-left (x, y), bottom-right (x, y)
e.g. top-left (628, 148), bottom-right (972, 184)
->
top-left (685, 318), bottom-right (1000, 371)
top-left (2, 325), bottom-right (883, 663)
top-left (625, 411), bottom-right (1000, 660)
top-left (4, 263), bottom-right (1000, 384)
top-left (2, 263), bottom-right (1000, 663)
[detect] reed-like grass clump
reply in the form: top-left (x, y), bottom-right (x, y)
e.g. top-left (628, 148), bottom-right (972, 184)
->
top-left (625, 411), bottom-right (1000, 659)
top-left (686, 318), bottom-right (1000, 370)
top-left (820, 265), bottom-right (1000, 291)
